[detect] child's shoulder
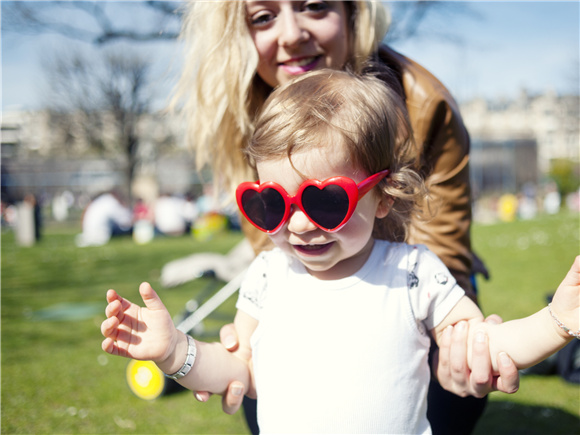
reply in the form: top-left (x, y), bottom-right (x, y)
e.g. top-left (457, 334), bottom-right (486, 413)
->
top-left (374, 240), bottom-right (446, 273)
top-left (374, 239), bottom-right (431, 258)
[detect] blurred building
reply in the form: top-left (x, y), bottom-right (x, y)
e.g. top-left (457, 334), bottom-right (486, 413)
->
top-left (460, 89), bottom-right (579, 195)
top-left (1, 108), bottom-right (201, 205)
top-left (3, 88), bottom-right (578, 205)
top-left (470, 138), bottom-right (537, 197)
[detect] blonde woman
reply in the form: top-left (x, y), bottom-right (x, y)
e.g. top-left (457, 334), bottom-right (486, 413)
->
top-left (170, 2), bottom-right (519, 433)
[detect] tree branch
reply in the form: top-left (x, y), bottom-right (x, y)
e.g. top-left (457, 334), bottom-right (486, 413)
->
top-left (3, 1), bottom-right (182, 45)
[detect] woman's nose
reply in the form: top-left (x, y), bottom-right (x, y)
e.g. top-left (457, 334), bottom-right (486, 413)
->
top-left (286, 207), bottom-right (317, 234)
top-left (278, 11), bottom-right (308, 47)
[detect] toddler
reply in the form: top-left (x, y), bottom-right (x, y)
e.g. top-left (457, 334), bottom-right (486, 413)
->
top-left (101, 69), bottom-right (579, 434)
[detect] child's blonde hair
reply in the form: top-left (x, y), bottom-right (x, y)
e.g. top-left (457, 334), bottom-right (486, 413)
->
top-left (245, 69), bottom-right (427, 242)
top-left (170, 1), bottom-right (391, 198)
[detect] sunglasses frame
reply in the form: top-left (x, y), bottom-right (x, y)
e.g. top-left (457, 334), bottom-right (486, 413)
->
top-left (236, 169), bottom-right (390, 234)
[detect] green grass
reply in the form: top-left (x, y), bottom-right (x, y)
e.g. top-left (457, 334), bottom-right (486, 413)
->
top-left (2, 227), bottom-right (250, 434)
top-left (2, 213), bottom-right (579, 434)
top-left (472, 212), bottom-right (580, 435)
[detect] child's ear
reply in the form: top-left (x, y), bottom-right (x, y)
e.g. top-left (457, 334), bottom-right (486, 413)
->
top-left (376, 195), bottom-right (394, 219)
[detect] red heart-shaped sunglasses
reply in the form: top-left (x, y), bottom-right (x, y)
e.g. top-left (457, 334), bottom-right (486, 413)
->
top-left (236, 169), bottom-right (390, 234)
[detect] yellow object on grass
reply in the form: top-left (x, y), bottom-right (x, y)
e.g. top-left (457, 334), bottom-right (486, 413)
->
top-left (126, 359), bottom-right (167, 400)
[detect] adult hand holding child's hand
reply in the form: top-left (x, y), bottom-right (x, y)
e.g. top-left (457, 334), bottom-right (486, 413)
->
top-left (193, 323), bottom-right (248, 415)
top-left (434, 315), bottom-right (520, 398)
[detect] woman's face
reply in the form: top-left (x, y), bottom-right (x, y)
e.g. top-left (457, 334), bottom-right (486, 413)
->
top-left (246, 1), bottom-right (350, 88)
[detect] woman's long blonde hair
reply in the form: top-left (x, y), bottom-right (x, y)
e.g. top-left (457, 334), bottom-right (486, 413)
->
top-left (170, 1), bottom-right (391, 198)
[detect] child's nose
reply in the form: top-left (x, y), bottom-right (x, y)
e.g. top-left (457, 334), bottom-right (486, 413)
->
top-left (286, 207), bottom-right (317, 234)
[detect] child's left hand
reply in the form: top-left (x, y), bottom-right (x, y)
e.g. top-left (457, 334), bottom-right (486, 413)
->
top-left (550, 256), bottom-right (580, 339)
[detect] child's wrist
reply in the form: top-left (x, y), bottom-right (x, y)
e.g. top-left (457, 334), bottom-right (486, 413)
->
top-left (156, 332), bottom-right (191, 375)
top-left (548, 303), bottom-right (580, 340)
top-left (163, 334), bottom-right (198, 380)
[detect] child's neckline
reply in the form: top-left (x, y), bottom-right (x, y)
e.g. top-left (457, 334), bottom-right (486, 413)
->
top-left (290, 240), bottom-right (388, 288)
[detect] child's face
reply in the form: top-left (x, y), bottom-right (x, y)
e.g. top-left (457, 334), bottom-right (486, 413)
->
top-left (256, 145), bottom-right (391, 281)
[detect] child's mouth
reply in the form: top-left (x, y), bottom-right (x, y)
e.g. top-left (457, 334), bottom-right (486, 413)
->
top-left (293, 242), bottom-right (333, 256)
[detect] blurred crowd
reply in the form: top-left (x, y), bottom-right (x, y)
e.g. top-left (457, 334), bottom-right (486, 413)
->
top-left (2, 187), bottom-right (241, 247)
top-left (473, 182), bottom-right (580, 224)
top-left (2, 182), bottom-right (578, 248)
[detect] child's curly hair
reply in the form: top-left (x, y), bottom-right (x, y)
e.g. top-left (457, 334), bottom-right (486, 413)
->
top-left (244, 68), bottom-right (429, 242)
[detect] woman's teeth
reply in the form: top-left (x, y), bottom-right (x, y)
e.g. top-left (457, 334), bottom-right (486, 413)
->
top-left (284, 57), bottom-right (316, 67)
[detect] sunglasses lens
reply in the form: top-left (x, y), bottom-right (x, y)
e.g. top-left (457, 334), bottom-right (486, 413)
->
top-left (241, 187), bottom-right (286, 232)
top-left (302, 185), bottom-right (349, 230)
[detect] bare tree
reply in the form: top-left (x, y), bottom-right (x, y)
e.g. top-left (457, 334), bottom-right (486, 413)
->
top-left (45, 51), bottom-right (109, 155)
top-left (3, 1), bottom-right (474, 47)
top-left (4, 0), bottom-right (477, 200)
top-left (385, 1), bottom-right (480, 45)
top-left (43, 49), bottom-right (162, 198)
top-left (3, 1), bottom-right (183, 45)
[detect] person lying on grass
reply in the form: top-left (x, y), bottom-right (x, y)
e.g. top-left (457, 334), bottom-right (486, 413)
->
top-left (101, 69), bottom-right (579, 434)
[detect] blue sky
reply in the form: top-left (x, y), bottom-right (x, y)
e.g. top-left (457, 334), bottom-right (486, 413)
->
top-left (2, 1), bottom-right (183, 112)
top-left (2, 1), bottom-right (579, 111)
top-left (389, 1), bottom-right (579, 102)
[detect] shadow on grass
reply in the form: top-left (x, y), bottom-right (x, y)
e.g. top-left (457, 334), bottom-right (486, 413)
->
top-left (474, 401), bottom-right (580, 435)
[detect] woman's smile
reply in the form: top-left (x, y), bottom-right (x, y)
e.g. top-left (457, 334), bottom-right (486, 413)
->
top-left (247, 0), bottom-right (349, 88)
top-left (278, 55), bottom-right (321, 75)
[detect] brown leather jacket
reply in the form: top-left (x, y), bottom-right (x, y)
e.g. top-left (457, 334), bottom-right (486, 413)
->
top-left (241, 46), bottom-right (475, 299)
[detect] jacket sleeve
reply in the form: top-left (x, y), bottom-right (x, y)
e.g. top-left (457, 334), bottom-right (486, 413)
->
top-left (392, 48), bottom-right (475, 299)
top-left (408, 93), bottom-right (474, 299)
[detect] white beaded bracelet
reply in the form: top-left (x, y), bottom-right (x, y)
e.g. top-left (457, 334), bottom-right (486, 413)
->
top-left (548, 303), bottom-right (580, 339)
top-left (165, 334), bottom-right (197, 380)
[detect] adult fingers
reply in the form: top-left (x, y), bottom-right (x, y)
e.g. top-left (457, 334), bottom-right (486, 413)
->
top-left (220, 323), bottom-right (240, 351)
top-left (449, 321), bottom-right (470, 393)
top-left (468, 330), bottom-right (493, 398)
top-left (193, 391), bottom-right (212, 402)
top-left (484, 313), bottom-right (503, 325)
top-left (222, 381), bottom-right (245, 415)
top-left (482, 314), bottom-right (520, 394)
top-left (494, 352), bottom-right (520, 394)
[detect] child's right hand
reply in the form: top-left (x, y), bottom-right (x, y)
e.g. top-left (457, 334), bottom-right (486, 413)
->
top-left (550, 256), bottom-right (580, 339)
top-left (101, 282), bottom-right (179, 364)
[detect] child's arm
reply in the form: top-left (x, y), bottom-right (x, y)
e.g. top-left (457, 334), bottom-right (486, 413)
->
top-left (433, 256), bottom-right (579, 372)
top-left (100, 282), bottom-right (257, 396)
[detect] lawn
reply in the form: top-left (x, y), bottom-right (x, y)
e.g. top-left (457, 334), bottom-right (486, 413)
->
top-left (471, 212), bottom-right (580, 435)
top-left (2, 212), bottom-right (579, 434)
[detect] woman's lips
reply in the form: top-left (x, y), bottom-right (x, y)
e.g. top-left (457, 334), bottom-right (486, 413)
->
top-left (279, 56), bottom-right (320, 75)
top-left (293, 242), bottom-right (333, 256)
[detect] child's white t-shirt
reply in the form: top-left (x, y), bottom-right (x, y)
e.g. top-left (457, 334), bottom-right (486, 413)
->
top-left (236, 240), bottom-right (465, 434)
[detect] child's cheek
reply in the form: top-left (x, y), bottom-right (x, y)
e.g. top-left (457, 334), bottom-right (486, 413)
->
top-left (268, 233), bottom-right (287, 249)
